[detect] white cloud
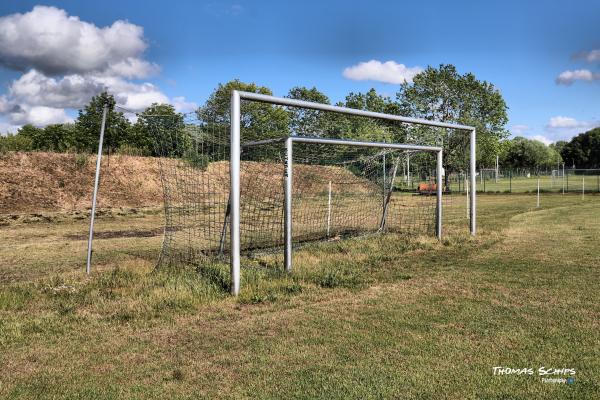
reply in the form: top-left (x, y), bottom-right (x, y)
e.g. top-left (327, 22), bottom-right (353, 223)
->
top-left (543, 116), bottom-right (600, 141)
top-left (546, 116), bottom-right (593, 130)
top-left (555, 69), bottom-right (600, 85)
top-left (105, 58), bottom-right (160, 79)
top-left (510, 124), bottom-right (530, 135)
top-left (576, 49), bottom-right (600, 63)
top-left (343, 60), bottom-right (423, 84)
top-left (0, 96), bottom-right (9, 113)
top-left (9, 105), bottom-right (72, 126)
top-left (0, 6), bottom-right (148, 77)
top-left (3, 69), bottom-right (170, 121)
top-left (96, 75), bottom-right (169, 111)
top-left (530, 134), bottom-right (553, 146)
top-left (0, 6), bottom-right (195, 128)
top-left (0, 121), bottom-right (21, 134)
top-left (8, 70), bottom-right (103, 109)
top-left (172, 97), bottom-right (198, 113)
top-left (515, 127), bottom-right (559, 145)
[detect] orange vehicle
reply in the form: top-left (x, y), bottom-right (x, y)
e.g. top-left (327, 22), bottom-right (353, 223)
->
top-left (417, 182), bottom-right (437, 195)
top-left (417, 182), bottom-right (437, 194)
top-left (417, 182), bottom-right (452, 194)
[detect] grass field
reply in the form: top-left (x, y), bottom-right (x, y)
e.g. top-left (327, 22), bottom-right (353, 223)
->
top-left (1, 193), bottom-right (599, 399)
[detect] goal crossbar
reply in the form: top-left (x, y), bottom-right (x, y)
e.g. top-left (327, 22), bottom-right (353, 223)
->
top-left (230, 90), bottom-right (477, 295)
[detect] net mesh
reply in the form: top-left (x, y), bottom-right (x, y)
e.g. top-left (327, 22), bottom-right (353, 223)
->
top-left (150, 102), bottom-right (469, 269)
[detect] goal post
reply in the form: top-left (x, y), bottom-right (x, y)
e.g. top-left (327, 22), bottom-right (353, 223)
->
top-left (229, 90), bottom-right (476, 295)
top-left (279, 136), bottom-right (443, 273)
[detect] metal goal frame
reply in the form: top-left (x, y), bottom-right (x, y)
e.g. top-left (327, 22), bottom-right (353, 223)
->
top-left (230, 90), bottom-right (476, 295)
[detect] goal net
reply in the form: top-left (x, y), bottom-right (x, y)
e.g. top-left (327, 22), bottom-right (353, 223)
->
top-left (150, 91), bottom-right (476, 294)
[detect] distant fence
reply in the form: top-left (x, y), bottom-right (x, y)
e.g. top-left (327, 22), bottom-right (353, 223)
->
top-left (447, 169), bottom-right (600, 194)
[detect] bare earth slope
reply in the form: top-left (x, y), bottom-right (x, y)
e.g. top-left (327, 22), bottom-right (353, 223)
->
top-left (0, 152), bottom-right (376, 214)
top-left (0, 152), bottom-right (163, 213)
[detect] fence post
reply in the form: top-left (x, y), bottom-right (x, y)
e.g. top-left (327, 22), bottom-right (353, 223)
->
top-left (509, 171), bottom-right (512, 193)
top-left (537, 177), bottom-right (540, 208)
top-left (327, 181), bottom-right (332, 237)
top-left (436, 150), bottom-right (443, 240)
top-left (382, 153), bottom-right (386, 209)
top-left (566, 172), bottom-right (569, 192)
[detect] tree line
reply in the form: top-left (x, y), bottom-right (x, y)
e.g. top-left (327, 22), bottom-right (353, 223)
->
top-left (498, 129), bottom-right (600, 171)
top-left (1, 63), bottom-right (596, 170)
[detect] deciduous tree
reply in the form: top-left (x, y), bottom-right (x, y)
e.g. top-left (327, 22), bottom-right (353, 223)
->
top-left (396, 64), bottom-right (509, 176)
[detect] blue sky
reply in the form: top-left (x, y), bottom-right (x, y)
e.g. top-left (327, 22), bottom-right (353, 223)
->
top-left (0, 0), bottom-right (599, 143)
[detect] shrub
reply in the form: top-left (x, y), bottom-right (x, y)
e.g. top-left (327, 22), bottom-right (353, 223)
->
top-left (74, 153), bottom-right (89, 170)
top-left (0, 134), bottom-right (34, 153)
top-left (183, 150), bottom-right (209, 170)
top-left (116, 144), bottom-right (151, 157)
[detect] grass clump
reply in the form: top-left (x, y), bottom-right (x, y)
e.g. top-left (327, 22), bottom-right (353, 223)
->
top-left (0, 285), bottom-right (35, 311)
top-left (314, 265), bottom-right (365, 289)
top-left (73, 153), bottom-right (88, 169)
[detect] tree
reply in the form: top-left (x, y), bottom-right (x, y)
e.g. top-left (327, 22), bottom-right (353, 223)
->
top-left (75, 91), bottom-right (131, 153)
top-left (396, 64), bottom-right (509, 176)
top-left (196, 80), bottom-right (290, 162)
top-left (197, 79), bottom-right (289, 142)
top-left (16, 125), bottom-right (45, 150)
top-left (286, 86), bottom-right (329, 136)
top-left (319, 89), bottom-right (398, 143)
top-left (41, 124), bottom-right (72, 152)
top-left (13, 123), bottom-right (79, 152)
top-left (551, 140), bottom-right (568, 158)
top-left (133, 103), bottom-right (185, 156)
top-left (560, 128), bottom-right (600, 168)
top-left (344, 88), bottom-right (399, 115)
top-left (0, 132), bottom-right (33, 152)
top-left (501, 137), bottom-right (562, 171)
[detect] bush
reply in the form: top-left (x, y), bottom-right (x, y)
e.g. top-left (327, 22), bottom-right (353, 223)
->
top-left (74, 153), bottom-right (89, 170)
top-left (183, 150), bottom-right (209, 170)
top-left (0, 134), bottom-right (34, 153)
top-left (116, 144), bottom-right (151, 156)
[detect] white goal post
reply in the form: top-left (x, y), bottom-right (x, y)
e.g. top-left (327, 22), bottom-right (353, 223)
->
top-left (230, 90), bottom-right (477, 295)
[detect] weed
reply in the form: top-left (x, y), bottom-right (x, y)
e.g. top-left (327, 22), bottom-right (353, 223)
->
top-left (74, 153), bottom-right (88, 169)
top-left (171, 369), bottom-right (185, 381)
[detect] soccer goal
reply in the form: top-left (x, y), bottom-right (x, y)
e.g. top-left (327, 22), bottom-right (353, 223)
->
top-left (151, 91), bottom-right (477, 295)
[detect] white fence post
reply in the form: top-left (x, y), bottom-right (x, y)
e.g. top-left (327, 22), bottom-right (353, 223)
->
top-left (327, 181), bottom-right (332, 237)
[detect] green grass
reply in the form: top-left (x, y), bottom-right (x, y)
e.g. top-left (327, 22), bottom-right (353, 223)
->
top-left (446, 174), bottom-right (600, 194)
top-left (0, 194), bottom-right (599, 398)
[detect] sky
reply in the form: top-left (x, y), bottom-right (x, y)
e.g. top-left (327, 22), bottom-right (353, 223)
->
top-left (0, 0), bottom-right (599, 144)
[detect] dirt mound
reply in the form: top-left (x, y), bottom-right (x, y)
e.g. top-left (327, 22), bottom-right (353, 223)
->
top-left (0, 152), bottom-right (163, 213)
top-left (0, 152), bottom-right (378, 214)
